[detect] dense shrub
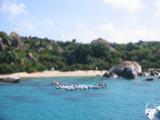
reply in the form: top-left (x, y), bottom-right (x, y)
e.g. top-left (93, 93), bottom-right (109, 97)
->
top-left (0, 31), bottom-right (160, 74)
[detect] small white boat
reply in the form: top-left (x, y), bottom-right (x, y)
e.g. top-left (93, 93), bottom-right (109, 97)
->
top-left (145, 104), bottom-right (160, 120)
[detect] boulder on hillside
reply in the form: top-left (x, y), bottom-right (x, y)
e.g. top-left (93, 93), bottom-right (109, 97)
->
top-left (38, 47), bottom-right (45, 52)
top-left (0, 31), bottom-right (11, 46)
top-left (91, 38), bottom-right (109, 46)
top-left (9, 32), bottom-right (26, 50)
top-left (28, 52), bottom-right (37, 61)
top-left (91, 38), bottom-right (115, 51)
top-left (110, 61), bottom-right (142, 79)
top-left (0, 38), bottom-right (7, 51)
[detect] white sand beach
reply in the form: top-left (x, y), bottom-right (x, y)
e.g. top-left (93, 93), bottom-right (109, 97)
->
top-left (0, 70), bottom-right (107, 78)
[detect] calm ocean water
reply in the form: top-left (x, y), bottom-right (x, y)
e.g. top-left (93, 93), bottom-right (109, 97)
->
top-left (0, 76), bottom-right (160, 120)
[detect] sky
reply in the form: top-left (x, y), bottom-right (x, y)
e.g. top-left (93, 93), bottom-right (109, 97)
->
top-left (0, 0), bottom-right (160, 43)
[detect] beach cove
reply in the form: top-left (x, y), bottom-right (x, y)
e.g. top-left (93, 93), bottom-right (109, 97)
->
top-left (0, 70), bottom-right (107, 78)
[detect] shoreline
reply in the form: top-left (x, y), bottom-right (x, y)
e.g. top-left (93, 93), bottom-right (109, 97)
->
top-left (0, 70), bottom-right (107, 78)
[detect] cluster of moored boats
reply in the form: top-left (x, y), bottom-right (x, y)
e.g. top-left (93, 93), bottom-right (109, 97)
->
top-left (52, 81), bottom-right (106, 91)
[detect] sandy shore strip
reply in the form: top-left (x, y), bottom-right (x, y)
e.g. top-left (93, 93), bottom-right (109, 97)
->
top-left (0, 70), bottom-right (107, 78)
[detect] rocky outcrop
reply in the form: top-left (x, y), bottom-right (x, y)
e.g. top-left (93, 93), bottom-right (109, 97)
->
top-left (143, 69), bottom-right (160, 76)
top-left (9, 32), bottom-right (26, 50)
top-left (38, 47), bottom-right (45, 52)
top-left (28, 52), bottom-right (37, 61)
top-left (91, 38), bottom-right (109, 45)
top-left (0, 38), bottom-right (7, 51)
top-left (91, 38), bottom-right (115, 51)
top-left (110, 61), bottom-right (142, 79)
top-left (103, 71), bottom-right (118, 78)
top-left (0, 77), bottom-right (20, 83)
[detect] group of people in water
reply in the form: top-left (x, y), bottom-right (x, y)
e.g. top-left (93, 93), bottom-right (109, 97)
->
top-left (52, 81), bottom-right (107, 91)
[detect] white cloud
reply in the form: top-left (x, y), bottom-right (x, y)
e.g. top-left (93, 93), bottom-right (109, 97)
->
top-left (0, 0), bottom-right (27, 18)
top-left (0, 0), bottom-right (55, 38)
top-left (134, 29), bottom-right (160, 40)
top-left (38, 19), bottom-right (55, 29)
top-left (103, 0), bottom-right (145, 13)
top-left (62, 22), bottom-right (160, 43)
top-left (154, 0), bottom-right (160, 17)
top-left (100, 23), bottom-right (114, 34)
top-left (60, 23), bottom-right (115, 43)
top-left (61, 23), bottom-right (98, 43)
top-left (108, 28), bottom-right (160, 43)
top-left (47, 20), bottom-right (55, 27)
top-left (12, 18), bottom-right (55, 38)
top-left (24, 20), bottom-right (34, 30)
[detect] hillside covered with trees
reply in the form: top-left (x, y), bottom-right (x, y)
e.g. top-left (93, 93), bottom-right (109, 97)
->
top-left (0, 31), bottom-right (160, 74)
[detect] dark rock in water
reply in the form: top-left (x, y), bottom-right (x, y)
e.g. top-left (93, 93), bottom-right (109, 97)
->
top-left (103, 71), bottom-right (110, 78)
top-left (122, 68), bottom-right (136, 79)
top-left (142, 72), bottom-right (150, 76)
top-left (145, 78), bottom-right (154, 81)
top-left (52, 81), bottom-right (61, 86)
top-left (110, 61), bottom-right (142, 79)
top-left (143, 69), bottom-right (160, 76)
top-left (150, 71), bottom-right (159, 76)
top-left (103, 71), bottom-right (118, 78)
top-left (0, 77), bottom-right (20, 83)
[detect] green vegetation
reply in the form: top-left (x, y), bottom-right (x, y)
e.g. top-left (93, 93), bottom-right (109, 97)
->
top-left (0, 31), bottom-right (160, 74)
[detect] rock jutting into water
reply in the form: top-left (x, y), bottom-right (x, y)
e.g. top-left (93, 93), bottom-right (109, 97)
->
top-left (52, 81), bottom-right (107, 91)
top-left (143, 69), bottom-right (160, 77)
top-left (0, 77), bottom-right (20, 83)
top-left (103, 71), bottom-right (118, 79)
top-left (109, 61), bottom-right (142, 79)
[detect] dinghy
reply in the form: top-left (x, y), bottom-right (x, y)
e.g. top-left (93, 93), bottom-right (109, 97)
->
top-left (145, 104), bottom-right (160, 120)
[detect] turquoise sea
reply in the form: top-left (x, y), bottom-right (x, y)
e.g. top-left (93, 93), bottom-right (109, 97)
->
top-left (0, 77), bottom-right (160, 120)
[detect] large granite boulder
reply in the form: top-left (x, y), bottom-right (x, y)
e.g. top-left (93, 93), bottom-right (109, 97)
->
top-left (91, 38), bottom-right (115, 51)
top-left (147, 69), bottom-right (160, 76)
top-left (91, 38), bottom-right (109, 46)
top-left (9, 32), bottom-right (26, 50)
top-left (110, 61), bottom-right (142, 79)
top-left (0, 77), bottom-right (20, 83)
top-left (27, 52), bottom-right (37, 61)
top-left (103, 71), bottom-right (118, 78)
top-left (0, 38), bottom-right (6, 51)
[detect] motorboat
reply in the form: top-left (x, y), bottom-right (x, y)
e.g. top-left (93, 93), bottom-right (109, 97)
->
top-left (145, 104), bottom-right (160, 120)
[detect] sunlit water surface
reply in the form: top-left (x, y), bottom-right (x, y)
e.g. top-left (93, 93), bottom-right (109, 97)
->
top-left (0, 76), bottom-right (160, 120)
